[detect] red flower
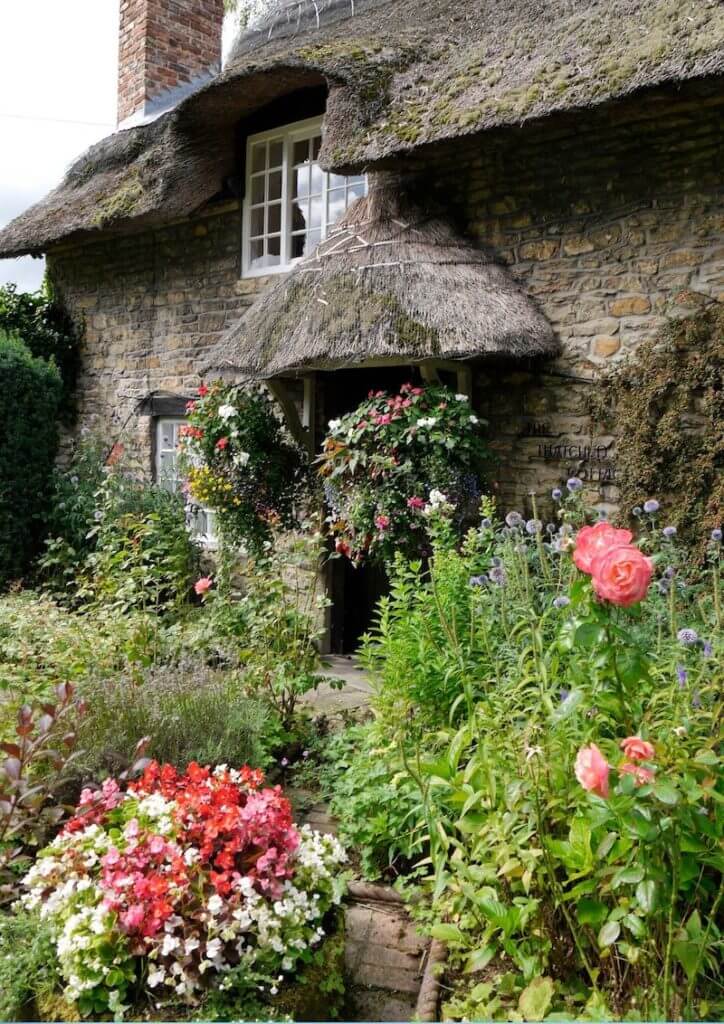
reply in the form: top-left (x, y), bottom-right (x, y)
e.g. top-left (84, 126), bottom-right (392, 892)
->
top-left (216, 437), bottom-right (229, 450)
top-left (407, 496), bottom-right (425, 510)
top-left (198, 384), bottom-right (209, 397)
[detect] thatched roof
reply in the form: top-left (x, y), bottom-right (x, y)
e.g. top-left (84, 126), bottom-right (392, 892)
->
top-left (1, 0), bottom-right (722, 257)
top-left (203, 176), bottom-right (556, 378)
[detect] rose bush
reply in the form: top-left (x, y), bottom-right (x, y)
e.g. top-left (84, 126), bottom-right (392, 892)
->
top-left (317, 383), bottom-right (490, 564)
top-left (19, 761), bottom-right (347, 1018)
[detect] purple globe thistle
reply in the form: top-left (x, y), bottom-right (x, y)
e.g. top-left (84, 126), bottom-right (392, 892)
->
top-left (551, 488), bottom-right (562, 501)
top-left (676, 665), bottom-right (688, 688)
top-left (662, 525), bottom-right (677, 539)
top-left (526, 518), bottom-right (543, 534)
top-left (566, 477), bottom-right (583, 492)
top-left (643, 499), bottom-right (660, 514)
top-left (546, 523), bottom-right (556, 534)
top-left (505, 511), bottom-right (523, 529)
top-left (559, 688), bottom-right (570, 703)
top-left (480, 518), bottom-right (492, 530)
top-left (656, 580), bottom-right (669, 595)
top-left (664, 566), bottom-right (676, 579)
top-left (491, 556), bottom-right (503, 567)
top-left (469, 574), bottom-right (489, 587)
top-left (553, 595), bottom-right (571, 608)
top-left (677, 628), bottom-right (699, 646)
top-left (489, 565), bottom-right (507, 587)
top-left (711, 528), bottom-right (722, 542)
top-left (598, 508), bottom-right (609, 520)
top-left (632, 506), bottom-right (643, 517)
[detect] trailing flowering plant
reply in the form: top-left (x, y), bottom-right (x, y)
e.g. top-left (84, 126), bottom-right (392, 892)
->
top-left (21, 761), bottom-right (347, 1018)
top-left (317, 383), bottom-right (489, 564)
top-left (179, 382), bottom-right (309, 551)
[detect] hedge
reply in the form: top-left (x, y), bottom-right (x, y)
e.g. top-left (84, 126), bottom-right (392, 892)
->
top-left (0, 332), bottom-right (62, 586)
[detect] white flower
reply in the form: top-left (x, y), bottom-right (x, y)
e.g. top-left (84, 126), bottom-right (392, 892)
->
top-left (428, 489), bottom-right (448, 506)
top-left (233, 451), bottom-right (250, 468)
top-left (218, 404), bottom-right (237, 421)
top-left (148, 969), bottom-right (165, 988)
top-left (455, 393), bottom-right (468, 402)
top-left (416, 417), bottom-right (438, 429)
top-left (469, 414), bottom-right (479, 424)
top-left (328, 418), bottom-right (342, 433)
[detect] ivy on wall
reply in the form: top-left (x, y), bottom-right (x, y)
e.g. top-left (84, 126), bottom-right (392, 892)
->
top-left (589, 307), bottom-right (723, 553)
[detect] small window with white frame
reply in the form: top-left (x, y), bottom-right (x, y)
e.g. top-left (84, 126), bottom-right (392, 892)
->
top-left (155, 417), bottom-right (218, 546)
top-left (242, 116), bottom-right (367, 276)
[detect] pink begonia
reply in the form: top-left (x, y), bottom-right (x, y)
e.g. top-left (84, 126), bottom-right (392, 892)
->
top-left (574, 743), bottom-right (610, 798)
top-left (194, 577), bottom-right (213, 596)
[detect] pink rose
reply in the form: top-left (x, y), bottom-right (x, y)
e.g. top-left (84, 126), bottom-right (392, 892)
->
top-left (573, 522), bottom-right (633, 575)
top-left (194, 576), bottom-right (213, 596)
top-left (575, 743), bottom-right (610, 798)
top-left (620, 736), bottom-right (655, 762)
top-left (619, 761), bottom-right (655, 786)
top-left (375, 514), bottom-right (391, 530)
top-left (591, 545), bottom-right (654, 607)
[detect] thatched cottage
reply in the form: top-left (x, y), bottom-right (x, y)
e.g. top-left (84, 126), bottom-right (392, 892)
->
top-left (1, 0), bottom-right (723, 645)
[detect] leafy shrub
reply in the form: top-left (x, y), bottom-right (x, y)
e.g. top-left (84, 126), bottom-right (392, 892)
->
top-left (180, 382), bottom-right (310, 552)
top-left (342, 491), bottom-right (723, 1019)
top-left (18, 762), bottom-right (347, 1018)
top-left (589, 308), bottom-right (723, 555)
top-left (318, 382), bottom-right (489, 564)
top-left (0, 281), bottom-right (80, 420)
top-left (74, 661), bottom-right (275, 781)
top-left (0, 910), bottom-right (59, 1020)
top-left (0, 332), bottom-right (62, 587)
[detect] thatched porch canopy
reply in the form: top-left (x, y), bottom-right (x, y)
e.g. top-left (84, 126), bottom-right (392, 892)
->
top-left (204, 180), bottom-right (556, 379)
top-left (0, 0), bottom-right (722, 258)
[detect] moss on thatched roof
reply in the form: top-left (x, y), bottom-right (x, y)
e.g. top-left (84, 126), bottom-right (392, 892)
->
top-left (1, 0), bottom-right (722, 257)
top-left (203, 176), bottom-right (556, 377)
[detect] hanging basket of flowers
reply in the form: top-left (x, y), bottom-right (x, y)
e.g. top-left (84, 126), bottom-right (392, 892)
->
top-left (179, 382), bottom-right (309, 551)
top-left (317, 383), bottom-right (490, 564)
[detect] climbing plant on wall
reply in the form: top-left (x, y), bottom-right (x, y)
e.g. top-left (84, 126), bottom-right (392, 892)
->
top-left (589, 307), bottom-right (723, 553)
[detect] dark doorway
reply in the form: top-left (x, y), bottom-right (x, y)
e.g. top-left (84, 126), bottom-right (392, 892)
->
top-left (321, 365), bottom-right (424, 654)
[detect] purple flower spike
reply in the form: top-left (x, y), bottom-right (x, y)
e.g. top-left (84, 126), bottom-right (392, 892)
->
top-left (676, 665), bottom-right (688, 688)
top-left (702, 641), bottom-right (713, 658)
top-left (566, 477), bottom-right (583, 492)
top-left (644, 499), bottom-right (660, 514)
top-left (677, 628), bottom-right (699, 646)
top-left (692, 690), bottom-right (702, 709)
top-left (469, 574), bottom-right (488, 588)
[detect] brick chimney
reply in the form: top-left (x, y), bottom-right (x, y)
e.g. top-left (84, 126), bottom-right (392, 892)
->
top-left (117, 0), bottom-right (225, 128)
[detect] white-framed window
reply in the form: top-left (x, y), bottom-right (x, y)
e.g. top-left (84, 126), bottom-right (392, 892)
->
top-left (155, 418), bottom-right (218, 546)
top-left (242, 116), bottom-right (367, 277)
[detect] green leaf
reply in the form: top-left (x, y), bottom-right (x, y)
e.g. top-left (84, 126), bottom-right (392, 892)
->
top-left (612, 865), bottom-right (644, 888)
top-left (574, 622), bottom-right (605, 649)
top-left (635, 879), bottom-right (656, 913)
top-left (465, 946), bottom-right (496, 973)
top-left (653, 780), bottom-right (679, 805)
top-left (429, 923), bottom-right (466, 944)
top-left (598, 920), bottom-right (621, 948)
top-left (673, 939), bottom-right (701, 982)
top-left (576, 898), bottom-right (608, 926)
top-left (518, 976), bottom-right (554, 1021)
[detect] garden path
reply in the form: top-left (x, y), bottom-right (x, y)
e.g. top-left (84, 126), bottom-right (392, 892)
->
top-left (307, 654), bottom-right (375, 715)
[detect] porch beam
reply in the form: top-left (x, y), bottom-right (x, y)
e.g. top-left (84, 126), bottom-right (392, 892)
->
top-left (266, 378), bottom-right (313, 455)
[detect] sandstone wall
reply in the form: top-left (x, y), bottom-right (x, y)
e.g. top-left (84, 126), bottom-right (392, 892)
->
top-left (48, 84), bottom-right (724, 515)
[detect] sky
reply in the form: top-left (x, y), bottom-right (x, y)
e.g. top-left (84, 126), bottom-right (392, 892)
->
top-left (0, 2), bottom-right (238, 293)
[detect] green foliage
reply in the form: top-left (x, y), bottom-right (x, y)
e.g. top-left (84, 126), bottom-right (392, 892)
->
top-left (73, 661), bottom-right (275, 782)
top-left (318, 383), bottom-right (489, 564)
top-left (180, 382), bottom-right (310, 554)
top-left (589, 308), bottom-right (723, 555)
top-left (0, 332), bottom-right (62, 587)
top-left (336, 495), bottom-right (723, 1019)
top-left (0, 910), bottom-right (60, 1020)
top-left (0, 282), bottom-right (80, 420)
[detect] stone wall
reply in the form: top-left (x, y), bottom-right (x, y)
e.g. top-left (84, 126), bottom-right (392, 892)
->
top-left (48, 83), bottom-right (724, 515)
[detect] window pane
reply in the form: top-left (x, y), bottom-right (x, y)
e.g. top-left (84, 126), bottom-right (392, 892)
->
top-left (328, 187), bottom-right (347, 225)
top-left (268, 202), bottom-right (282, 234)
top-left (268, 140), bottom-right (283, 167)
top-left (291, 201), bottom-right (308, 233)
top-left (251, 143), bottom-right (266, 173)
top-left (309, 195), bottom-right (323, 229)
top-left (347, 180), bottom-right (366, 204)
top-left (267, 236), bottom-right (281, 265)
top-left (293, 139), bottom-right (309, 165)
top-left (268, 170), bottom-right (282, 201)
top-left (329, 172), bottom-right (346, 188)
top-left (250, 206), bottom-right (265, 237)
top-left (250, 238), bottom-right (264, 268)
top-left (307, 228), bottom-right (322, 255)
top-left (310, 163), bottom-right (324, 195)
top-left (293, 167), bottom-right (309, 199)
top-left (311, 135), bottom-right (322, 160)
top-left (291, 233), bottom-right (307, 259)
top-left (250, 175), bottom-right (265, 204)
